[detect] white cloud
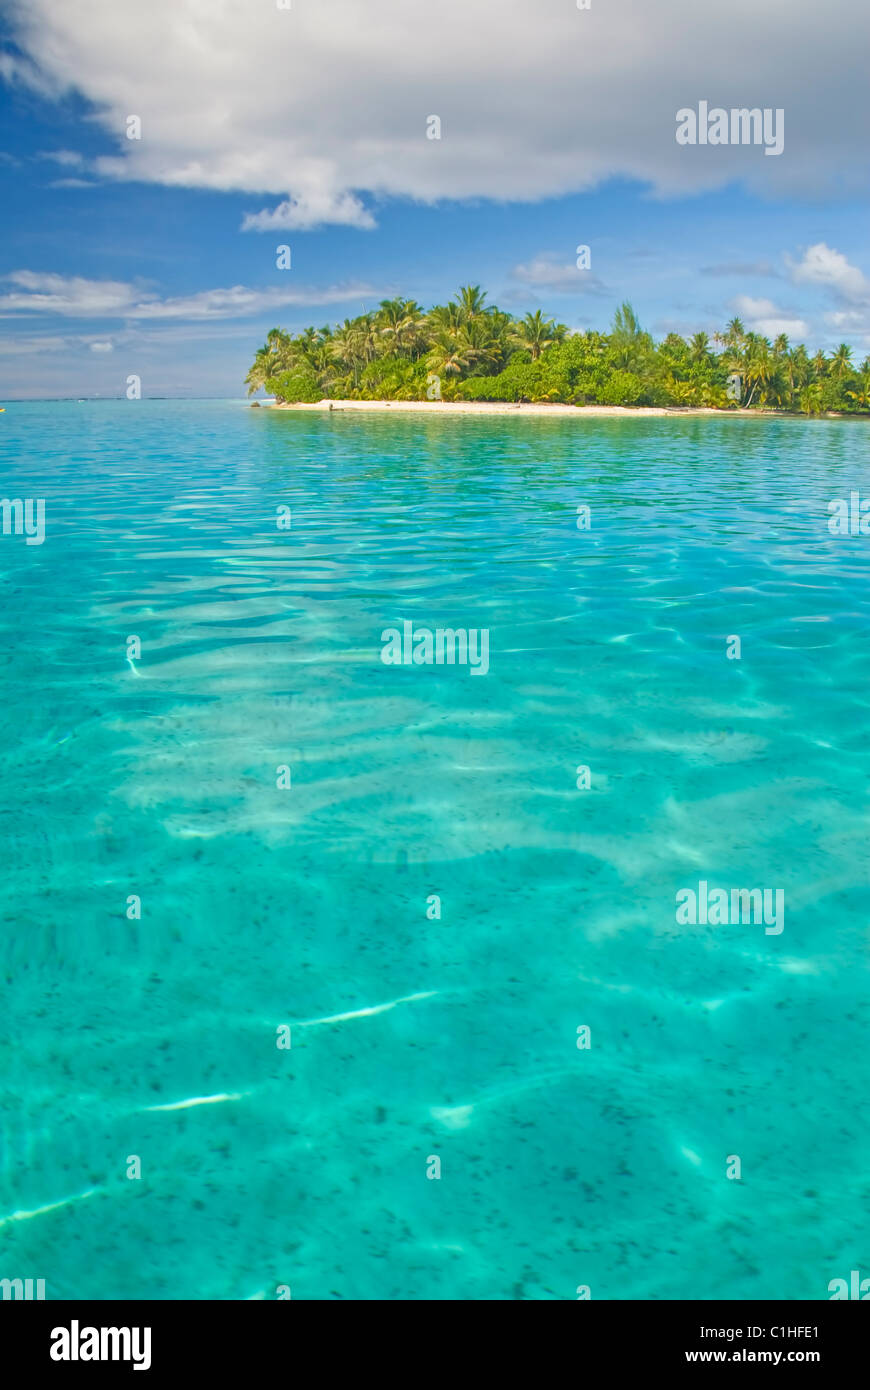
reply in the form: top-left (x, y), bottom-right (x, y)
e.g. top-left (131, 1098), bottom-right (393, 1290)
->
top-left (509, 254), bottom-right (607, 295)
top-left (242, 192), bottom-right (376, 232)
top-left (39, 149), bottom-right (84, 166)
top-left (821, 308), bottom-right (870, 346)
top-left (0, 272), bottom-right (141, 316)
top-left (732, 295), bottom-right (808, 339)
top-left (0, 332), bottom-right (128, 355)
top-left (787, 243), bottom-right (869, 302)
top-left (0, 271), bottom-right (382, 320)
top-left (0, 334), bottom-right (70, 355)
top-left (2, 1), bottom-right (869, 227)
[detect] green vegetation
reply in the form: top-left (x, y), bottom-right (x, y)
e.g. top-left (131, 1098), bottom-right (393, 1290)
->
top-left (246, 288), bottom-right (870, 414)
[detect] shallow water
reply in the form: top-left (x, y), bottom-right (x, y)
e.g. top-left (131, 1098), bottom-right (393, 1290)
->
top-left (1, 400), bottom-right (868, 1299)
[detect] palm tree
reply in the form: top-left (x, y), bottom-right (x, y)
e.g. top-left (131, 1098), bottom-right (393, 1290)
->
top-left (329, 322), bottom-right (358, 390)
top-left (426, 301), bottom-right (465, 335)
top-left (245, 342), bottom-right (276, 395)
top-left (485, 308), bottom-right (516, 370)
top-left (375, 298), bottom-right (426, 358)
top-left (689, 331), bottom-right (710, 364)
top-left (459, 319), bottom-right (501, 372)
top-left (830, 342), bottom-right (853, 379)
top-left (456, 285), bottom-right (488, 321)
top-left (743, 335), bottom-right (776, 407)
top-left (426, 318), bottom-right (501, 379)
top-left (714, 317), bottom-right (746, 353)
top-left (513, 309), bottom-right (565, 360)
top-left (426, 331), bottom-right (468, 379)
top-left (245, 327), bottom-right (295, 394)
top-left (789, 344), bottom-right (810, 393)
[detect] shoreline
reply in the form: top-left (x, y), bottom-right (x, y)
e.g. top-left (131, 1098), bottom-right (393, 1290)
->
top-left (259, 399), bottom-right (812, 419)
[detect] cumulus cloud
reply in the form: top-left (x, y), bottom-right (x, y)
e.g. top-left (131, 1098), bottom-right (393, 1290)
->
top-left (509, 254), bottom-right (608, 295)
top-left (779, 244), bottom-right (870, 344)
top-left (1, 0), bottom-right (868, 227)
top-left (0, 271), bottom-right (382, 320)
top-left (732, 294), bottom-right (808, 339)
top-left (242, 192), bottom-right (376, 232)
top-left (787, 243), bottom-right (869, 302)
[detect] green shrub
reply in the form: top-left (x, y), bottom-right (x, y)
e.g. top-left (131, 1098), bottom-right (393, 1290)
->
top-left (266, 370), bottom-right (322, 404)
top-left (598, 371), bottom-right (647, 406)
top-left (460, 361), bottom-right (544, 402)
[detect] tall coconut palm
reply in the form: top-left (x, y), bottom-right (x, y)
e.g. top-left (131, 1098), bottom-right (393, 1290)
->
top-left (485, 308), bottom-right (517, 370)
top-left (456, 284), bottom-right (488, 321)
top-left (245, 343), bottom-right (276, 395)
top-left (772, 337), bottom-right (793, 401)
top-left (689, 331), bottom-right (710, 364)
top-left (457, 318), bottom-right (501, 373)
top-left (245, 327), bottom-right (294, 394)
top-left (426, 332), bottom-right (468, 379)
top-left (830, 342), bottom-right (853, 379)
top-left (426, 301), bottom-right (465, 335)
top-left (789, 344), bottom-right (810, 391)
top-left (742, 336), bottom-right (776, 406)
top-left (714, 317), bottom-right (746, 353)
top-left (376, 298), bottom-right (426, 358)
top-left (426, 318), bottom-right (501, 379)
top-left (513, 309), bottom-right (565, 360)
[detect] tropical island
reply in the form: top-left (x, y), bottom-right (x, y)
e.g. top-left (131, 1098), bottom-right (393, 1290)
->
top-left (246, 287), bottom-right (870, 416)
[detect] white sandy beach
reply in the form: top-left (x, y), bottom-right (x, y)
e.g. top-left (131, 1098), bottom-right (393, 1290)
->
top-left (262, 399), bottom-right (768, 417)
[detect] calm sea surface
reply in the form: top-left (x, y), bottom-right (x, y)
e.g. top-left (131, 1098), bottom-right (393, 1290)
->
top-left (1, 400), bottom-right (868, 1299)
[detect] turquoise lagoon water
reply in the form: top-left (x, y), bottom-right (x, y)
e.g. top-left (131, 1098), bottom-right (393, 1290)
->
top-left (1, 399), bottom-right (868, 1301)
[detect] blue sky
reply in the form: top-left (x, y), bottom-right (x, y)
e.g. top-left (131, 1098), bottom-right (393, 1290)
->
top-left (1, 0), bottom-right (869, 398)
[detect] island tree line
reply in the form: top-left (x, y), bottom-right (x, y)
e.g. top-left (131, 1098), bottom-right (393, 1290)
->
top-left (246, 287), bottom-right (870, 414)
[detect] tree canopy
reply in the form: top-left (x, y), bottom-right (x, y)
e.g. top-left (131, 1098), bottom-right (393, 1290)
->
top-left (246, 289), bottom-right (870, 414)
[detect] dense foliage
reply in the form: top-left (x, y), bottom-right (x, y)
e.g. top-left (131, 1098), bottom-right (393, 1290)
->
top-left (247, 288), bottom-right (870, 414)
